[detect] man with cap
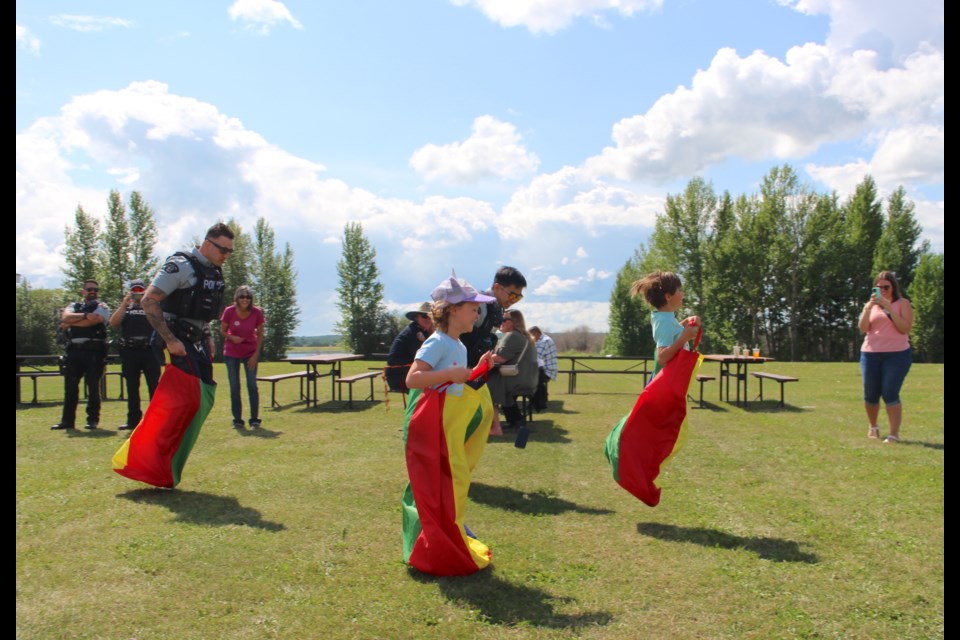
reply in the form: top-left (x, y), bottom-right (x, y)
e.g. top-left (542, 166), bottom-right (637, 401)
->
top-left (109, 279), bottom-right (162, 430)
top-left (52, 279), bottom-right (111, 430)
top-left (385, 302), bottom-right (434, 393)
top-left (460, 266), bottom-right (527, 368)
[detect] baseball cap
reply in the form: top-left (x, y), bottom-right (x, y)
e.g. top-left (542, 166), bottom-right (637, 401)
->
top-left (431, 271), bottom-right (495, 307)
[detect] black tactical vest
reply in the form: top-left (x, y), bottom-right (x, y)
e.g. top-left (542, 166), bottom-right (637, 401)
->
top-left (67, 301), bottom-right (107, 341)
top-left (161, 251), bottom-right (225, 322)
top-left (121, 303), bottom-right (153, 346)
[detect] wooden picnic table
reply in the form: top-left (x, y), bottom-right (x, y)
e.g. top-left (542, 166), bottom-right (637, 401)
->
top-left (16, 355), bottom-right (62, 404)
top-left (701, 354), bottom-right (775, 407)
top-left (558, 355), bottom-right (653, 394)
top-left (283, 353), bottom-right (363, 406)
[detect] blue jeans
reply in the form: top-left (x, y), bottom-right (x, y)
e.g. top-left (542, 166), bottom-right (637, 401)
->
top-left (860, 348), bottom-right (912, 406)
top-left (225, 356), bottom-right (259, 422)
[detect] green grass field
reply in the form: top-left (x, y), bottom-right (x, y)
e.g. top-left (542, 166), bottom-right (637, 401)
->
top-left (17, 360), bottom-right (943, 639)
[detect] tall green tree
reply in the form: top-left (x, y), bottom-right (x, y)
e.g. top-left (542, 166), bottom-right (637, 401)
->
top-left (16, 280), bottom-right (68, 355)
top-left (99, 189), bottom-right (131, 306)
top-left (910, 252), bottom-right (944, 362)
top-left (251, 218), bottom-right (300, 361)
top-left (603, 247), bottom-right (654, 356)
top-left (128, 191), bottom-right (161, 284)
top-left (61, 205), bottom-right (102, 296)
top-left (872, 186), bottom-right (928, 293)
top-left (335, 223), bottom-right (387, 355)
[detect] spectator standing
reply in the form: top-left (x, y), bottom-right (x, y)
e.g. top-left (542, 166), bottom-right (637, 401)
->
top-left (386, 302), bottom-right (434, 392)
top-left (220, 285), bottom-right (265, 429)
top-left (52, 279), bottom-right (111, 430)
top-left (109, 279), bottom-right (161, 430)
top-left (858, 270), bottom-right (914, 443)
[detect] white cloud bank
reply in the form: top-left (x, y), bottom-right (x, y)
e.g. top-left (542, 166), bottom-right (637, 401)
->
top-left (49, 15), bottom-right (132, 32)
top-left (410, 115), bottom-right (540, 184)
top-left (449, 0), bottom-right (663, 34)
top-left (228, 0), bottom-right (303, 33)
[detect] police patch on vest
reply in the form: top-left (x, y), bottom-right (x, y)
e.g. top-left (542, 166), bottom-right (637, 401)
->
top-left (162, 261), bottom-right (180, 274)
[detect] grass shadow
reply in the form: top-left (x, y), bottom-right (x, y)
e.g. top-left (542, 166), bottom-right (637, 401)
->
top-left (537, 399), bottom-right (578, 415)
top-left (687, 399), bottom-right (730, 412)
top-left (17, 401), bottom-right (63, 410)
top-left (411, 568), bottom-right (614, 630)
top-left (235, 426), bottom-right (282, 439)
top-left (470, 483), bottom-right (615, 516)
top-left (64, 428), bottom-right (117, 439)
top-left (526, 419), bottom-right (572, 444)
top-left (119, 488), bottom-right (286, 531)
top-left (636, 522), bottom-right (818, 563)
top-left (740, 401), bottom-right (811, 413)
top-left (900, 439), bottom-right (944, 450)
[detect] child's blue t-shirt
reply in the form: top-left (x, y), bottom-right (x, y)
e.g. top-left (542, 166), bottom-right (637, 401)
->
top-left (414, 330), bottom-right (468, 396)
top-left (650, 311), bottom-right (685, 378)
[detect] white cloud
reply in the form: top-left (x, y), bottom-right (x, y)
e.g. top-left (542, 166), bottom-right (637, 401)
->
top-left (575, 247), bottom-right (588, 259)
top-left (409, 115), bottom-right (539, 184)
top-left (16, 24), bottom-right (40, 54)
top-left (779, 0), bottom-right (943, 64)
top-left (49, 15), bottom-right (132, 32)
top-left (449, 0), bottom-right (662, 34)
top-left (513, 300), bottom-right (612, 332)
top-left (533, 267), bottom-right (612, 296)
top-left (585, 44), bottom-right (943, 186)
top-left (15, 81), bottom-right (501, 283)
top-left (228, 0), bottom-right (303, 34)
top-left (497, 166), bottom-right (662, 240)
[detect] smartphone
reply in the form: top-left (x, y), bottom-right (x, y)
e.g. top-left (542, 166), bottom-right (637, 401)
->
top-left (872, 286), bottom-right (882, 299)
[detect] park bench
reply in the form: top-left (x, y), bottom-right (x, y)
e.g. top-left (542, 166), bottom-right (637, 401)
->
top-left (336, 371), bottom-right (380, 408)
top-left (691, 374), bottom-right (715, 409)
top-left (751, 372), bottom-right (799, 408)
top-left (257, 371), bottom-right (312, 408)
top-left (558, 368), bottom-right (651, 394)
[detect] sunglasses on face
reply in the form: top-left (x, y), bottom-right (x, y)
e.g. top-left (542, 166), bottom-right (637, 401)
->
top-left (877, 284), bottom-right (892, 291)
top-left (237, 295), bottom-right (252, 300)
top-left (207, 238), bottom-right (235, 255)
top-left (505, 290), bottom-right (523, 302)
top-left (85, 287), bottom-right (99, 292)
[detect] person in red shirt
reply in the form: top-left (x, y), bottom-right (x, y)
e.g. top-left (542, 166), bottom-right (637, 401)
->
top-left (220, 286), bottom-right (265, 429)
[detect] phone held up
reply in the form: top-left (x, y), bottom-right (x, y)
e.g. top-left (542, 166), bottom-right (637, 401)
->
top-left (872, 286), bottom-right (882, 300)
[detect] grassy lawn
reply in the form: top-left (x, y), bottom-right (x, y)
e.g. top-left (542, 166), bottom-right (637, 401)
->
top-left (17, 360), bottom-right (943, 639)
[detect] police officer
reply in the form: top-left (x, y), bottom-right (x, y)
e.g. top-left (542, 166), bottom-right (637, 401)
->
top-left (52, 279), bottom-right (111, 430)
top-left (109, 278), bottom-right (161, 430)
top-left (140, 222), bottom-right (232, 383)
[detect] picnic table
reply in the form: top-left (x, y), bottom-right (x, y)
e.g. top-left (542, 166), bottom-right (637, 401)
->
top-left (282, 353), bottom-right (363, 407)
top-left (701, 354), bottom-right (775, 407)
top-left (558, 355), bottom-right (653, 394)
top-left (16, 355), bottom-right (62, 404)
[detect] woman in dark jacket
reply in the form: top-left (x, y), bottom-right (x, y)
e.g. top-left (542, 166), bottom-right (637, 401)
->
top-left (385, 302), bottom-right (434, 392)
top-left (487, 309), bottom-right (539, 429)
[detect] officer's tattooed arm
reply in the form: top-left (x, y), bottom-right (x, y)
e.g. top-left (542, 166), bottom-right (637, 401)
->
top-left (141, 285), bottom-right (187, 357)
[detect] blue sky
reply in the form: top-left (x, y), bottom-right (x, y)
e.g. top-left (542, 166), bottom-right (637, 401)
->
top-left (16, 0), bottom-right (944, 335)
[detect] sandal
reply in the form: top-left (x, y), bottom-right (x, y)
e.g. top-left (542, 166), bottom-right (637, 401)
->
top-left (883, 435), bottom-right (900, 444)
top-left (868, 425), bottom-right (880, 439)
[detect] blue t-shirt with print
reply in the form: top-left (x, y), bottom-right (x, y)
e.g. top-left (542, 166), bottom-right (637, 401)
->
top-left (414, 330), bottom-right (469, 396)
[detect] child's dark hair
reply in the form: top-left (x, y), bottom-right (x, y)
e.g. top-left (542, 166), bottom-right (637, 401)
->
top-left (630, 271), bottom-right (682, 309)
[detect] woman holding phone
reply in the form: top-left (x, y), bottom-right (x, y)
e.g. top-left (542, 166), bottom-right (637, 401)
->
top-left (857, 271), bottom-right (913, 443)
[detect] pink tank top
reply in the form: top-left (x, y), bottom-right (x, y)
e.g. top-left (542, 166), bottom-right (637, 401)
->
top-left (860, 299), bottom-right (910, 353)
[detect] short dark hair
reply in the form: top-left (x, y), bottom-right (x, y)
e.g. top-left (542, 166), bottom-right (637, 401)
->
top-left (206, 222), bottom-right (235, 241)
top-left (494, 266), bottom-right (526, 289)
top-left (83, 279), bottom-right (99, 288)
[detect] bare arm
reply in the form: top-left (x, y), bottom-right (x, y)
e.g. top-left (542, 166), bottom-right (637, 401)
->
top-left (405, 359), bottom-right (471, 389)
top-left (140, 285), bottom-right (186, 357)
top-left (109, 295), bottom-right (132, 328)
top-left (876, 297), bottom-right (914, 334)
top-left (247, 323), bottom-right (264, 370)
top-left (858, 297), bottom-right (876, 333)
top-left (656, 323), bottom-right (700, 367)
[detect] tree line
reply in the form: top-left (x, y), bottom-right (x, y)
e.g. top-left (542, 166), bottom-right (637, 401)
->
top-left (16, 190), bottom-right (301, 360)
top-left (605, 166), bottom-right (944, 362)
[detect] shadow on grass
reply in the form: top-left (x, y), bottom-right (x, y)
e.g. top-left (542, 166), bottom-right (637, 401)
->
top-left (234, 426), bottom-right (282, 439)
top-left (119, 488), bottom-right (286, 531)
top-left (470, 483), bottom-right (614, 516)
top-left (528, 420), bottom-right (573, 444)
top-left (411, 568), bottom-right (614, 630)
top-left (899, 439), bottom-right (944, 450)
top-left (538, 399), bottom-right (578, 415)
top-left (688, 399), bottom-right (730, 412)
top-left (17, 401), bottom-right (63, 410)
top-left (64, 428), bottom-right (118, 439)
top-left (636, 522), bottom-right (818, 563)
